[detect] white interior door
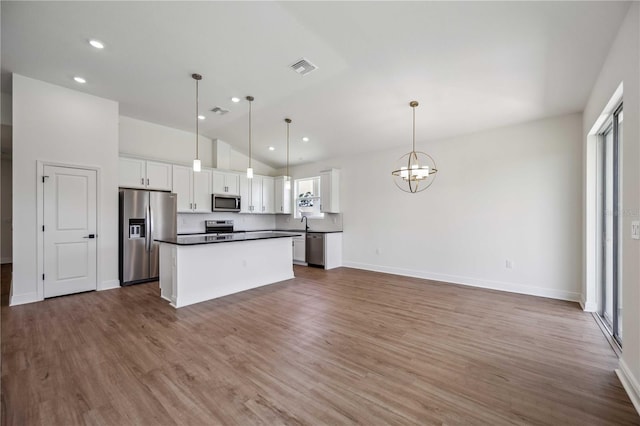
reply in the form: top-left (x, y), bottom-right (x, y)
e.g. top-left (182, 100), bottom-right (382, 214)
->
top-left (44, 165), bottom-right (97, 298)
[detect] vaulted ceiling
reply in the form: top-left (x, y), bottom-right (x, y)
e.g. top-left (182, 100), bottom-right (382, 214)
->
top-left (1, 1), bottom-right (630, 167)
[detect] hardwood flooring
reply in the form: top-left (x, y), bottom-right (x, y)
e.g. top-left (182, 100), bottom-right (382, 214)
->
top-left (1, 264), bottom-right (638, 425)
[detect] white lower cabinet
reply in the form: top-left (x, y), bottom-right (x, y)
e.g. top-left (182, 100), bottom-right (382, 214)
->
top-left (293, 236), bottom-right (306, 263)
top-left (172, 165), bottom-right (212, 213)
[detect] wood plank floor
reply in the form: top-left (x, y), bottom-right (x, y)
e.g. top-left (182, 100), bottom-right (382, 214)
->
top-left (1, 264), bottom-right (638, 425)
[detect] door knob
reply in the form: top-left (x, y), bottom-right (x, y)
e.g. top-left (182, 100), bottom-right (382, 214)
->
top-left (83, 234), bottom-right (96, 239)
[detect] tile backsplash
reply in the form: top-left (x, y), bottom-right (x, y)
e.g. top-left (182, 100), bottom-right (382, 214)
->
top-left (178, 212), bottom-right (276, 234)
top-left (178, 212), bottom-right (343, 234)
top-left (275, 213), bottom-right (343, 232)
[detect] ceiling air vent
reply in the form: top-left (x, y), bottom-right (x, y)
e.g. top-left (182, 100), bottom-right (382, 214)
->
top-left (290, 58), bottom-right (318, 76)
top-left (210, 106), bottom-right (229, 115)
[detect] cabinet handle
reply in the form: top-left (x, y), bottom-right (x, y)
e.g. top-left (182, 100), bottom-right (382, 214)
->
top-left (141, 178), bottom-right (144, 185)
top-left (189, 203), bottom-right (192, 209)
top-left (147, 178), bottom-right (150, 185)
top-left (194, 203), bottom-right (197, 210)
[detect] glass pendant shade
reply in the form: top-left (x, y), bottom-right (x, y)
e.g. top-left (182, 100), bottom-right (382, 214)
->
top-left (193, 159), bottom-right (201, 172)
top-left (391, 100), bottom-right (438, 193)
top-left (284, 176), bottom-right (291, 190)
top-left (247, 167), bottom-right (254, 179)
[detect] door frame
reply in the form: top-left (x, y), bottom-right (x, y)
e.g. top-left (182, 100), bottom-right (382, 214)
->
top-left (36, 160), bottom-right (102, 301)
top-left (584, 82), bottom-right (623, 312)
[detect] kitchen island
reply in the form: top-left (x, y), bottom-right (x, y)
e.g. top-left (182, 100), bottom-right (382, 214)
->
top-left (156, 232), bottom-right (300, 308)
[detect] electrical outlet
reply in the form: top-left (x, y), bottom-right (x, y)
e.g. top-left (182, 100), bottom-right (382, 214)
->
top-left (505, 259), bottom-right (513, 269)
top-left (375, 248), bottom-right (381, 255)
top-left (632, 221), bottom-right (640, 240)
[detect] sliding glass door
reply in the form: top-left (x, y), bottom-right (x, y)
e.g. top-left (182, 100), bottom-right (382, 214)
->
top-left (598, 103), bottom-right (623, 345)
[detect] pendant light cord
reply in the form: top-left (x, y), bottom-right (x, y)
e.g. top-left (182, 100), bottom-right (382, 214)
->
top-left (286, 119), bottom-right (290, 178)
top-left (195, 78), bottom-right (199, 160)
top-left (412, 104), bottom-right (416, 153)
top-left (248, 99), bottom-right (252, 168)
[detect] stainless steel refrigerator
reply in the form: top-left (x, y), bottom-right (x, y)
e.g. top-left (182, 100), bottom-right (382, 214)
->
top-left (119, 189), bottom-right (177, 285)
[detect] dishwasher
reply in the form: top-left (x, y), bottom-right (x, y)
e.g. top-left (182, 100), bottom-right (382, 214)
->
top-left (305, 232), bottom-right (325, 267)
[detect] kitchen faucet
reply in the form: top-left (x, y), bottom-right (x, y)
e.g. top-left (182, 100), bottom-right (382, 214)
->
top-left (301, 216), bottom-right (309, 232)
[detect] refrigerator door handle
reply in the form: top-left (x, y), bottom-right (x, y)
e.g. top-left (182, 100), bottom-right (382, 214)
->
top-left (145, 204), bottom-right (151, 252)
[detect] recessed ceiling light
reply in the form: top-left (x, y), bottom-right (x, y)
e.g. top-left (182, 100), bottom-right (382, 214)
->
top-left (89, 39), bottom-right (104, 49)
top-left (198, 115), bottom-right (205, 120)
top-left (73, 76), bottom-right (86, 84)
top-left (302, 137), bottom-right (309, 142)
top-left (231, 97), bottom-right (240, 103)
top-left (268, 146), bottom-right (275, 151)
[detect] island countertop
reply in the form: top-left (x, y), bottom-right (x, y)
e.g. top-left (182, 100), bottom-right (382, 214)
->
top-left (156, 231), bottom-right (302, 246)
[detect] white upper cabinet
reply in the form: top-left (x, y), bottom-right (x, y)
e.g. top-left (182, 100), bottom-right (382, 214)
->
top-left (251, 176), bottom-right (263, 214)
top-left (261, 177), bottom-right (275, 214)
top-left (172, 165), bottom-right (193, 213)
top-left (239, 174), bottom-right (276, 214)
top-left (172, 165), bottom-right (212, 213)
top-left (119, 157), bottom-right (146, 189)
top-left (239, 174), bottom-right (251, 213)
top-left (119, 157), bottom-right (172, 191)
top-left (320, 169), bottom-right (340, 213)
top-left (274, 176), bottom-right (292, 214)
top-left (192, 169), bottom-right (212, 213)
top-left (145, 161), bottom-right (173, 191)
top-left (212, 171), bottom-right (240, 196)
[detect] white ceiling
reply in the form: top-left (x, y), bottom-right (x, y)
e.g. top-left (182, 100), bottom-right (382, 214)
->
top-left (1, 1), bottom-right (630, 167)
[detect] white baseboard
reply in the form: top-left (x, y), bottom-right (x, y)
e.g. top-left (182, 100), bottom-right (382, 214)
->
top-left (616, 359), bottom-right (640, 416)
top-left (342, 261), bottom-right (581, 302)
top-left (9, 291), bottom-right (41, 306)
top-left (98, 279), bottom-right (120, 291)
top-left (580, 298), bottom-right (597, 312)
top-left (1, 257), bottom-right (12, 264)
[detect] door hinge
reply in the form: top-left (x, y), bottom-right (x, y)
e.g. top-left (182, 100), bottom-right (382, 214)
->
top-left (42, 176), bottom-right (49, 183)
top-left (42, 225), bottom-right (45, 232)
top-left (42, 274), bottom-right (45, 280)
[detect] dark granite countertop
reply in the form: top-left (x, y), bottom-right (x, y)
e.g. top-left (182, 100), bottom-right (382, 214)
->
top-left (157, 231), bottom-right (302, 246)
top-left (178, 229), bottom-right (343, 236)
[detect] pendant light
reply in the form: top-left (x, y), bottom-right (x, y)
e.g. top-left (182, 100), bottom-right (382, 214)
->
top-left (246, 95), bottom-right (254, 179)
top-left (284, 118), bottom-right (292, 190)
top-left (192, 73), bottom-right (202, 172)
top-left (391, 101), bottom-right (438, 193)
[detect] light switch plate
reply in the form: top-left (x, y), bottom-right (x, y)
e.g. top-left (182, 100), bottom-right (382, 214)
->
top-left (632, 221), bottom-right (640, 240)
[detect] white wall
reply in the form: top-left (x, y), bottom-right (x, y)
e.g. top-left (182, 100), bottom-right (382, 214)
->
top-left (289, 112), bottom-right (583, 301)
top-left (12, 74), bottom-right (120, 305)
top-left (1, 156), bottom-right (12, 263)
top-left (582, 3), bottom-right (640, 412)
top-left (119, 116), bottom-right (276, 176)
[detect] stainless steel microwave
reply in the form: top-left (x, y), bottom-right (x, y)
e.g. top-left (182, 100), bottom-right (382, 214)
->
top-left (212, 194), bottom-right (241, 212)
